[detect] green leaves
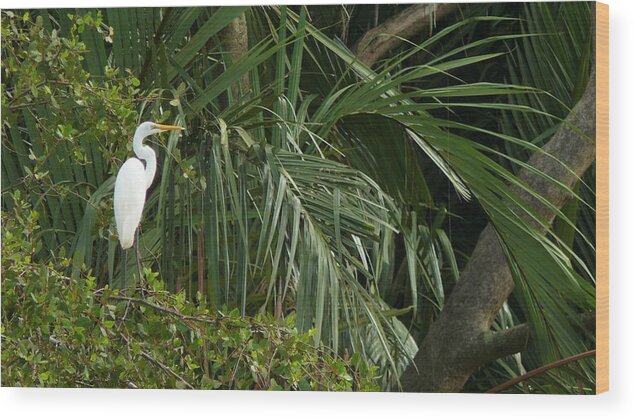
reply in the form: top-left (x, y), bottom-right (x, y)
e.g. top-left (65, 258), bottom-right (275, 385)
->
top-left (167, 7), bottom-right (250, 82)
top-left (2, 11), bottom-right (140, 267)
top-left (1, 197), bottom-right (378, 390)
top-left (2, 5), bottom-right (596, 393)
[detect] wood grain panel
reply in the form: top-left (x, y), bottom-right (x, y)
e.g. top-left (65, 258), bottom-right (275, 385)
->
top-left (595, 1), bottom-right (609, 395)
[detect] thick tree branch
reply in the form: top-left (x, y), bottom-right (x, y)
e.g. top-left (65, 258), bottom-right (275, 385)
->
top-left (354, 4), bottom-right (459, 67)
top-left (400, 69), bottom-right (596, 393)
top-left (478, 324), bottom-right (531, 364)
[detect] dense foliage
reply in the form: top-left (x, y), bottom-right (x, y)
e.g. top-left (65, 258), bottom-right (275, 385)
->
top-left (2, 4), bottom-right (596, 393)
top-left (1, 193), bottom-right (378, 390)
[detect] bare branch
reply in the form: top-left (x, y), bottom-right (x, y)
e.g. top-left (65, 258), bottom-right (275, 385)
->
top-left (486, 349), bottom-right (596, 393)
top-left (354, 4), bottom-right (459, 67)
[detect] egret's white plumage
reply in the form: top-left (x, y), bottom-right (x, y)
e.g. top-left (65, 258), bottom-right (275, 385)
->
top-left (114, 121), bottom-right (184, 249)
top-left (114, 158), bottom-right (147, 249)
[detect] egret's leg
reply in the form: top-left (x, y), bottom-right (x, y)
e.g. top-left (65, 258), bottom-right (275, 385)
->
top-left (135, 229), bottom-right (145, 296)
top-left (122, 248), bottom-right (127, 292)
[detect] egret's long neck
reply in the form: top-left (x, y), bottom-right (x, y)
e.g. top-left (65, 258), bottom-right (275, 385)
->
top-left (133, 129), bottom-right (157, 189)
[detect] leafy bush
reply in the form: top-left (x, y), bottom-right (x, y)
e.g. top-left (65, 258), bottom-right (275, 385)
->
top-left (1, 193), bottom-right (379, 390)
top-left (1, 10), bottom-right (144, 262)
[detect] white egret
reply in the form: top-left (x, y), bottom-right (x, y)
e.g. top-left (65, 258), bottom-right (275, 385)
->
top-left (114, 121), bottom-right (184, 289)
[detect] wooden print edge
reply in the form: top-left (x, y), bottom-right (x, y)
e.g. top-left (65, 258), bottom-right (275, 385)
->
top-left (595, 0), bottom-right (609, 395)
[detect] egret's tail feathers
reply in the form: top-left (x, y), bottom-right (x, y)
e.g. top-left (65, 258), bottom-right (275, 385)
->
top-left (120, 236), bottom-right (134, 250)
top-left (118, 220), bottom-right (136, 249)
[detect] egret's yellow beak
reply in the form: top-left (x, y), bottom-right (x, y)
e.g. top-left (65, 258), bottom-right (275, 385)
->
top-left (155, 123), bottom-right (185, 131)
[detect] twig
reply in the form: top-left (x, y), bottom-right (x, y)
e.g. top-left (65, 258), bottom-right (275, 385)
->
top-left (229, 345), bottom-right (248, 388)
top-left (74, 380), bottom-right (94, 387)
top-left (266, 346), bottom-right (278, 388)
top-left (119, 332), bottom-right (194, 390)
top-left (117, 300), bottom-right (131, 329)
top-left (485, 349), bottom-right (596, 393)
top-left (101, 294), bottom-right (222, 324)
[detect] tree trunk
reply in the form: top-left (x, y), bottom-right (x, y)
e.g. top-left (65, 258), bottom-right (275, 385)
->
top-left (400, 68), bottom-right (597, 393)
top-left (219, 13), bottom-right (250, 98)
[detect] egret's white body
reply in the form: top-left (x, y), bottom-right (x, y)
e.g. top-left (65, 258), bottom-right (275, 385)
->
top-left (114, 158), bottom-right (147, 249)
top-left (114, 121), bottom-right (183, 249)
